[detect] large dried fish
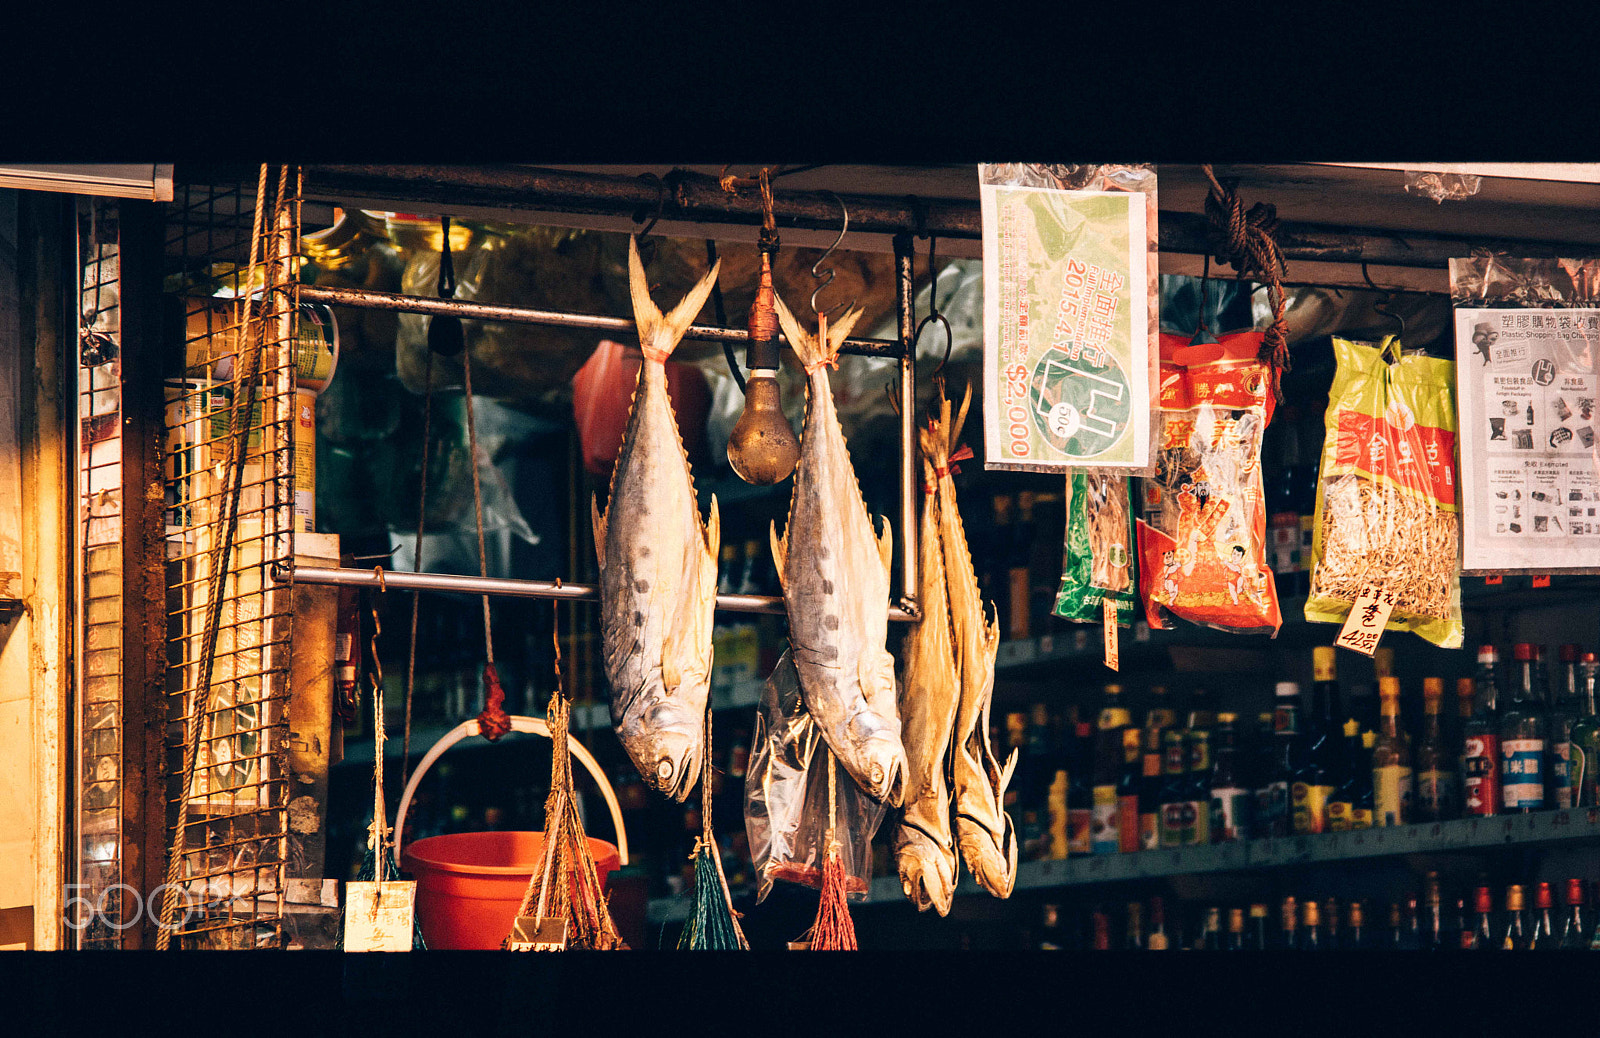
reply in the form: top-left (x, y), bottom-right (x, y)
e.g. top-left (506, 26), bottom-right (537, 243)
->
top-left (769, 292), bottom-right (907, 806)
top-left (891, 438), bottom-right (960, 915)
top-left (932, 385), bottom-right (1017, 897)
top-left (591, 238), bottom-right (721, 801)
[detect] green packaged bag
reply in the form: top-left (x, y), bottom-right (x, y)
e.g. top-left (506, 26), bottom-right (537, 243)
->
top-left (1055, 472), bottom-right (1138, 626)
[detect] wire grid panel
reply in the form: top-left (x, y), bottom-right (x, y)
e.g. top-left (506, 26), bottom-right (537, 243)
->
top-left (74, 199), bottom-right (127, 948)
top-left (161, 171), bottom-right (299, 948)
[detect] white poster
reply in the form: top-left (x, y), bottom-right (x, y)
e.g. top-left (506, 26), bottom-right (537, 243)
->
top-left (1454, 307), bottom-right (1600, 573)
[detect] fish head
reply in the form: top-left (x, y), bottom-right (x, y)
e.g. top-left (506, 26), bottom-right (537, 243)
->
top-left (856, 732), bottom-right (908, 808)
top-left (632, 699), bottom-right (705, 801)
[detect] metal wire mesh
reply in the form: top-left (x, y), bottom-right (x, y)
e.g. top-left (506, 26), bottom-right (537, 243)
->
top-left (73, 198), bottom-right (126, 948)
top-left (158, 168), bottom-right (300, 948)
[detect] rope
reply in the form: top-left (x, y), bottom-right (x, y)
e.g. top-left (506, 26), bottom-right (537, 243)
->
top-left (1199, 164), bottom-right (1292, 399)
top-left (156, 164), bottom-right (280, 948)
top-left (808, 748), bottom-right (857, 950)
top-left (678, 697), bottom-right (748, 949)
top-left (401, 349), bottom-right (434, 792)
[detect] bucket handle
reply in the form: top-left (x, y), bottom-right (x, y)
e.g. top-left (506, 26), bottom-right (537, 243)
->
top-left (393, 716), bottom-right (629, 869)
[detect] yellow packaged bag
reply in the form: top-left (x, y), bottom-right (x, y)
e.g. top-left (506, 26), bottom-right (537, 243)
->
top-left (1306, 336), bottom-right (1463, 648)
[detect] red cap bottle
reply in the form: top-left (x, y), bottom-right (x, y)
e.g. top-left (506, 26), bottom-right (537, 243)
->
top-left (1513, 643), bottom-right (1535, 662)
top-left (1560, 644), bottom-right (1579, 664)
top-left (1535, 881), bottom-right (1554, 911)
top-left (1566, 878), bottom-right (1584, 907)
top-left (1474, 885), bottom-right (1494, 914)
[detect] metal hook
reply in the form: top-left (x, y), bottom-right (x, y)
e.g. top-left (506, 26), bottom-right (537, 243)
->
top-left (1362, 261), bottom-right (1406, 343)
top-left (914, 235), bottom-right (956, 380)
top-left (810, 191), bottom-right (853, 321)
top-left (437, 216), bottom-right (455, 299)
top-left (633, 173), bottom-right (665, 241)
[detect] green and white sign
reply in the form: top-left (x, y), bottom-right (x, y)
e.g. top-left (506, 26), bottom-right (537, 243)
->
top-left (980, 177), bottom-right (1150, 471)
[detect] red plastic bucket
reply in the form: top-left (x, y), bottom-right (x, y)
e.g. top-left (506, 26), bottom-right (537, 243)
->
top-left (402, 830), bottom-right (621, 950)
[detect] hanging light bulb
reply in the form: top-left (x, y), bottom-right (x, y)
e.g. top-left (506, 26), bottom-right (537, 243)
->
top-left (726, 247), bottom-right (800, 484)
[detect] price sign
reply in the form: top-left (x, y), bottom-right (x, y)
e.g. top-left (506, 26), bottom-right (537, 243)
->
top-left (1334, 586), bottom-right (1395, 657)
top-left (507, 915), bottom-right (569, 952)
top-left (1102, 597), bottom-right (1120, 671)
top-left (343, 881), bottom-right (415, 952)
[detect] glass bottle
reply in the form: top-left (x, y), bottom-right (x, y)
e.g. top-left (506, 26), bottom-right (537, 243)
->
top-left (1423, 871), bottom-right (1446, 951)
top-left (1209, 713), bottom-right (1251, 843)
top-left (1226, 907), bottom-right (1246, 950)
top-left (1386, 901), bottom-right (1404, 949)
top-left (1415, 679), bottom-right (1457, 821)
top-left (1293, 647), bottom-right (1340, 835)
top-left (1067, 721), bottom-right (1094, 855)
top-left (1371, 677), bottom-right (1414, 826)
top-left (1568, 654), bottom-right (1600, 808)
top-left (1145, 684), bottom-right (1178, 734)
top-left (1186, 686), bottom-right (1217, 735)
top-left (1255, 682), bottom-right (1301, 838)
top-left (1323, 897), bottom-right (1340, 947)
top-left (1501, 885), bottom-right (1530, 950)
top-left (1500, 644), bottom-right (1548, 813)
top-left (1124, 901), bottom-right (1145, 950)
top-left (1468, 885), bottom-right (1495, 950)
top-left (1003, 712), bottom-right (1028, 811)
top-left (1398, 898), bottom-right (1422, 950)
top-left (1354, 731), bottom-right (1377, 828)
top-left (1089, 906), bottom-right (1111, 950)
top-left (1037, 903), bottom-right (1066, 950)
top-left (1158, 728), bottom-right (1190, 848)
top-left (1560, 878), bottom-right (1587, 950)
top-left (1462, 654), bottom-right (1502, 816)
top-left (1344, 900), bottom-right (1365, 950)
top-left (1199, 907), bottom-right (1222, 951)
top-left (1186, 730), bottom-right (1213, 846)
top-left (1147, 896), bottom-right (1170, 950)
top-left (1247, 903), bottom-right (1270, 950)
top-left (1116, 727), bottom-right (1144, 854)
top-left (1280, 896), bottom-right (1298, 950)
top-left (1138, 727), bottom-right (1164, 850)
top-left (1548, 644), bottom-right (1583, 809)
top-left (1453, 898), bottom-right (1471, 952)
top-left (1092, 689), bottom-right (1131, 855)
top-left (1326, 719), bottom-right (1365, 830)
top-left (1530, 882), bottom-right (1559, 950)
top-left (1299, 899), bottom-right (1324, 951)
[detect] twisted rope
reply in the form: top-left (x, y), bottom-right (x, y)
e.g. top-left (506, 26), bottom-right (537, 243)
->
top-left (1200, 165), bottom-right (1292, 399)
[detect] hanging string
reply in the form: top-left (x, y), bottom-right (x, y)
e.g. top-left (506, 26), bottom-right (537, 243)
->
top-left (678, 697), bottom-right (748, 949)
top-left (1199, 164), bottom-right (1292, 398)
top-left (808, 748), bottom-right (857, 950)
top-left (401, 348), bottom-right (434, 791)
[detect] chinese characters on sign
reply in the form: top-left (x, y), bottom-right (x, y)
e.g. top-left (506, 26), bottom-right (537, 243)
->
top-left (1334, 585), bottom-right (1397, 656)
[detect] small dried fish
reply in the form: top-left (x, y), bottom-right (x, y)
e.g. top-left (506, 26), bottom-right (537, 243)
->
top-left (769, 291), bottom-right (907, 806)
top-left (892, 437), bottom-right (960, 915)
top-left (931, 384), bottom-right (1018, 897)
top-left (591, 238), bottom-right (721, 801)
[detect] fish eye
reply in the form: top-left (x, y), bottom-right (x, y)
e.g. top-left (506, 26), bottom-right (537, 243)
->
top-left (656, 758), bottom-right (674, 782)
top-left (869, 763), bottom-right (885, 787)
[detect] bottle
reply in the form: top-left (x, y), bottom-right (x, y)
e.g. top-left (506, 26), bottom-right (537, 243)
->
top-left (987, 495), bottom-right (1013, 637)
top-left (1199, 907), bottom-right (1222, 951)
top-left (1093, 687), bottom-right (1132, 855)
top-left (1115, 728), bottom-right (1143, 854)
top-left (1226, 907), bottom-right (1246, 950)
top-left (1037, 904), bottom-right (1066, 950)
top-left (1147, 896), bottom-right (1170, 950)
top-left (1398, 898), bottom-right (1423, 950)
top-left (1247, 903), bottom-right (1269, 950)
top-left (1124, 901), bottom-right (1145, 950)
top-left (1026, 491), bottom-right (1065, 636)
top-left (1089, 907), bottom-right (1111, 950)
top-left (1138, 727), bottom-right (1164, 850)
top-left (1347, 682), bottom-right (1378, 739)
top-left (1046, 767), bottom-right (1069, 860)
top-left (1327, 719), bottom-right (1366, 830)
top-left (1501, 885), bottom-right (1530, 950)
top-left (1158, 729), bottom-right (1192, 848)
top-left (1415, 678), bottom-right (1457, 821)
top-left (1455, 677), bottom-right (1477, 812)
top-left (1462, 656), bottom-right (1502, 816)
top-left (1569, 654), bottom-right (1600, 807)
top-left (1345, 900), bottom-right (1366, 950)
top-left (1067, 721), bottom-right (1094, 855)
top-left (1026, 703), bottom-right (1054, 817)
top-left (1293, 647), bottom-right (1341, 834)
top-left (1255, 682), bottom-right (1301, 838)
top-left (1299, 899), bottom-right (1324, 950)
top-left (1280, 896), bottom-right (1298, 950)
top-left (716, 541), bottom-right (740, 595)
top-left (1500, 644), bottom-right (1548, 812)
top-left (1209, 713), bottom-right (1251, 843)
top-left (1007, 491), bottom-right (1036, 640)
top-left (1530, 882), bottom-right (1559, 950)
top-left (1423, 871), bottom-right (1446, 951)
top-left (1186, 729), bottom-right (1213, 846)
top-left (1467, 885), bottom-right (1495, 950)
top-left (1453, 898), bottom-right (1472, 952)
top-left (1354, 731), bottom-right (1378, 828)
top-left (1549, 644), bottom-right (1582, 809)
top-left (1003, 712), bottom-right (1028, 810)
top-left (1371, 677), bottom-right (1414, 826)
top-left (1385, 902), bottom-right (1404, 950)
top-left (1560, 878), bottom-right (1587, 950)
top-left (1323, 897), bottom-right (1340, 947)
top-left (1145, 685), bottom-right (1178, 733)
top-left (1186, 686), bottom-right (1217, 734)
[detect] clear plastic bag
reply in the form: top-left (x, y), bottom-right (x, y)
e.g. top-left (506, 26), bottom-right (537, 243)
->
top-left (743, 651), bottom-right (888, 904)
top-left (1135, 331), bottom-right (1282, 635)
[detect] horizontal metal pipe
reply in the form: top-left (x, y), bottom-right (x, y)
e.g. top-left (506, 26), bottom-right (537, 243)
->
top-left (278, 564), bottom-right (919, 622)
top-left (290, 165), bottom-right (1600, 271)
top-left (295, 284), bottom-right (904, 358)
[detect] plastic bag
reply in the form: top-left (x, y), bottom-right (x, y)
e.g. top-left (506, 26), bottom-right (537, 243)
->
top-left (1135, 331), bottom-right (1282, 635)
top-left (1305, 336), bottom-right (1463, 648)
top-left (744, 651), bottom-right (887, 904)
top-left (1054, 473), bottom-right (1138, 625)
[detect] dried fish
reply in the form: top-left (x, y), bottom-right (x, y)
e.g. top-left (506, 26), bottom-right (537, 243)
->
top-left (591, 238), bottom-right (721, 801)
top-left (931, 385), bottom-right (1018, 897)
top-left (769, 291), bottom-right (907, 806)
top-left (892, 411), bottom-right (962, 915)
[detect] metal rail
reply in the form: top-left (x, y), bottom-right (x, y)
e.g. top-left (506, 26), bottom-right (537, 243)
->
top-left (275, 564), bottom-right (920, 623)
top-left (295, 284), bottom-right (904, 358)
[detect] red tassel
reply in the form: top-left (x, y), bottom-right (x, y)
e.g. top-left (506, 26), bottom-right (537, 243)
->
top-left (476, 662), bottom-right (512, 741)
top-left (808, 845), bottom-right (857, 951)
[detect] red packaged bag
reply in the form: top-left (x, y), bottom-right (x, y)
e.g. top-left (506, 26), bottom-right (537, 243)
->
top-left (1135, 331), bottom-right (1282, 635)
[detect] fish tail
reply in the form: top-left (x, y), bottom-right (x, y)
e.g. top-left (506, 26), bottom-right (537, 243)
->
top-left (629, 235), bottom-right (721, 363)
top-left (773, 289), bottom-right (867, 374)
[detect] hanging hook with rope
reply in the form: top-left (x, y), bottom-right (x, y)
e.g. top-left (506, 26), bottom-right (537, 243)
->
top-left (1199, 164), bottom-right (1292, 398)
top-left (915, 234), bottom-right (955, 389)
